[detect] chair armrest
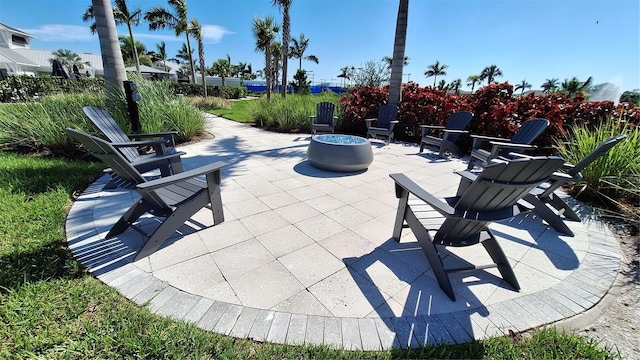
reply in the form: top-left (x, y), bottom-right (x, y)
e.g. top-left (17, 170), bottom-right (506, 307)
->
top-left (137, 161), bottom-right (227, 191)
top-left (442, 129), bottom-right (468, 135)
top-left (128, 131), bottom-right (178, 139)
top-left (364, 118), bottom-right (376, 123)
top-left (131, 151), bottom-right (184, 169)
top-left (112, 139), bottom-right (171, 155)
top-left (390, 173), bottom-right (454, 216)
top-left (111, 139), bottom-right (168, 148)
top-left (470, 134), bottom-right (508, 148)
top-left (419, 125), bottom-right (445, 130)
top-left (489, 141), bottom-right (536, 157)
top-left (470, 134), bottom-right (508, 142)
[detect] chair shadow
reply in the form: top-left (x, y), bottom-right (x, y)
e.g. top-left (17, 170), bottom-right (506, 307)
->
top-left (343, 238), bottom-right (515, 347)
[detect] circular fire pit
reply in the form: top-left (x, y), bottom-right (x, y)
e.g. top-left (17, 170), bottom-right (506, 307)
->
top-left (307, 134), bottom-right (373, 172)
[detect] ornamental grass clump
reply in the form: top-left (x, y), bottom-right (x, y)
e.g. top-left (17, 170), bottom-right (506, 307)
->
top-left (556, 117), bottom-right (639, 226)
top-left (250, 92), bottom-right (343, 132)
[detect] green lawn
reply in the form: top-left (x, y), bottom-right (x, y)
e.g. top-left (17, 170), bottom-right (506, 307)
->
top-left (0, 150), bottom-right (619, 359)
top-left (208, 98), bottom-right (257, 123)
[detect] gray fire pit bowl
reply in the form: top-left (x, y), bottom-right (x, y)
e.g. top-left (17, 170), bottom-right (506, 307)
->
top-left (307, 134), bottom-right (373, 172)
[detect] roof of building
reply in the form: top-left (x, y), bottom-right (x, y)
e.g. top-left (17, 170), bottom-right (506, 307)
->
top-left (12, 48), bottom-right (103, 70)
top-left (0, 22), bottom-right (36, 39)
top-left (0, 47), bottom-right (37, 66)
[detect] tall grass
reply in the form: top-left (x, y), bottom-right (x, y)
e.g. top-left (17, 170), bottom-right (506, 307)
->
top-left (250, 92), bottom-right (344, 132)
top-left (556, 117), bottom-right (640, 224)
top-left (0, 75), bottom-right (206, 155)
top-left (0, 93), bottom-right (105, 155)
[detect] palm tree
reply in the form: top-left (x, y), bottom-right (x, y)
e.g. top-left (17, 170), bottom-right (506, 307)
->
top-left (466, 74), bottom-right (481, 93)
top-left (515, 79), bottom-right (532, 95)
top-left (272, 0), bottom-right (292, 98)
top-left (450, 78), bottom-right (462, 95)
top-left (188, 19), bottom-right (207, 97)
top-left (209, 58), bottom-right (232, 86)
top-left (175, 43), bottom-right (193, 65)
top-left (388, 0), bottom-right (408, 106)
top-left (289, 33), bottom-right (319, 71)
top-left (83, 0), bottom-right (142, 74)
top-left (145, 0), bottom-right (196, 83)
top-left (437, 79), bottom-right (449, 91)
top-left (91, 0), bottom-right (126, 93)
top-left (479, 64), bottom-right (503, 85)
top-left (270, 41), bottom-right (282, 92)
top-left (118, 36), bottom-right (147, 66)
top-left (383, 55), bottom-right (409, 69)
top-left (337, 66), bottom-right (350, 87)
top-left (424, 60), bottom-right (448, 86)
top-left (49, 49), bottom-right (91, 75)
top-left (561, 76), bottom-right (593, 98)
top-left (541, 78), bottom-right (559, 93)
top-left (252, 16), bottom-right (279, 101)
top-left (155, 41), bottom-right (169, 71)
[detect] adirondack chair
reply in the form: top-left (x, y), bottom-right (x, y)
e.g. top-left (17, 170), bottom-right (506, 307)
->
top-left (390, 155), bottom-right (565, 300)
top-left (365, 104), bottom-right (399, 144)
top-left (82, 106), bottom-right (185, 178)
top-left (309, 102), bottom-right (338, 134)
top-left (419, 111), bottom-right (474, 157)
top-left (66, 128), bottom-right (227, 261)
top-left (519, 134), bottom-right (627, 236)
top-left (467, 118), bottom-right (550, 169)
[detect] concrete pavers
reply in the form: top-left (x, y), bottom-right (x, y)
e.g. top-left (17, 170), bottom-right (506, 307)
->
top-left (65, 114), bottom-right (621, 350)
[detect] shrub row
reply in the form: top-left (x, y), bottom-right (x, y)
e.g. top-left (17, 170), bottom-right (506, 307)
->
top-left (168, 82), bottom-right (247, 99)
top-left (339, 82), bottom-right (639, 150)
top-left (1, 75), bottom-right (248, 102)
top-left (0, 75), bottom-right (206, 157)
top-left (1, 75), bottom-right (104, 102)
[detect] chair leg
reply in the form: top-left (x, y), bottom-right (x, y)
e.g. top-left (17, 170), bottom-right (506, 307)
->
top-left (405, 207), bottom-right (456, 301)
top-left (135, 190), bottom-right (212, 261)
top-left (547, 194), bottom-right (581, 221)
top-left (169, 157), bottom-right (184, 174)
top-left (523, 194), bottom-right (575, 236)
top-left (467, 157), bottom-right (476, 170)
top-left (481, 233), bottom-right (520, 291)
top-left (392, 187), bottom-right (410, 242)
top-left (106, 200), bottom-right (147, 238)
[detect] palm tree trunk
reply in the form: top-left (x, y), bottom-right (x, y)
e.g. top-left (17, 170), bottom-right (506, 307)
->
top-left (388, 0), bottom-right (408, 106)
top-left (127, 24), bottom-right (141, 74)
top-left (265, 50), bottom-right (272, 101)
top-left (185, 34), bottom-right (196, 83)
top-left (92, 0), bottom-right (126, 94)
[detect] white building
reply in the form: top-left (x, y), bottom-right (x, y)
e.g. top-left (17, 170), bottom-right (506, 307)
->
top-left (0, 22), bottom-right (104, 79)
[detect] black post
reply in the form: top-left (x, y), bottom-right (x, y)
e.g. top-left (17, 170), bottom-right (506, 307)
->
top-left (123, 80), bottom-right (141, 133)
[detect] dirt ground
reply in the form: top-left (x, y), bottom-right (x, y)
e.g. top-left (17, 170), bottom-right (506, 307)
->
top-left (575, 224), bottom-right (639, 360)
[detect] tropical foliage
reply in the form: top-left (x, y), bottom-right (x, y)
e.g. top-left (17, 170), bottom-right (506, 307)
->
top-left (424, 60), bottom-right (448, 86)
top-left (338, 82), bottom-right (639, 148)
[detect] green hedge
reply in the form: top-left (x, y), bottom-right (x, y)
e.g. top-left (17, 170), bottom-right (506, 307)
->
top-left (1, 75), bottom-right (104, 102)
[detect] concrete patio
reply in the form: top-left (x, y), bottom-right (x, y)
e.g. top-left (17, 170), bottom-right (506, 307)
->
top-left (65, 114), bottom-right (621, 350)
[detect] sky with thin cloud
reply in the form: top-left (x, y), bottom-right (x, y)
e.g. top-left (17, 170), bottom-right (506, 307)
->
top-left (1, 0), bottom-right (638, 91)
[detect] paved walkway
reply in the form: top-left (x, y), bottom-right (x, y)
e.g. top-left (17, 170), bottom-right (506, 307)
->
top-left (65, 115), bottom-right (621, 350)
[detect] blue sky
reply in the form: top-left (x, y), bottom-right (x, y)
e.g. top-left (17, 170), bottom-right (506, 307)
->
top-left (1, 0), bottom-right (638, 92)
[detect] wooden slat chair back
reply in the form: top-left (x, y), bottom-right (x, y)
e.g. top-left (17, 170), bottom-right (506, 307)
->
top-left (83, 106), bottom-right (178, 158)
top-left (390, 155), bottom-right (564, 300)
top-left (309, 102), bottom-right (337, 134)
top-left (66, 128), bottom-right (227, 260)
top-left (365, 104), bottom-right (400, 144)
top-left (467, 118), bottom-right (549, 169)
top-left (520, 134), bottom-right (627, 236)
top-left (82, 106), bottom-right (184, 180)
top-left (83, 106), bottom-right (142, 162)
top-left (419, 111), bottom-right (474, 157)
